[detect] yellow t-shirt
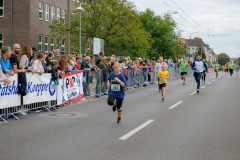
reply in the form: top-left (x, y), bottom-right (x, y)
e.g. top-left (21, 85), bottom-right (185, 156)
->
top-left (157, 70), bottom-right (169, 84)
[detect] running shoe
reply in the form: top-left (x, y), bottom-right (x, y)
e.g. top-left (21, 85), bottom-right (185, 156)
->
top-left (183, 82), bottom-right (185, 85)
top-left (197, 90), bottom-right (199, 93)
top-left (117, 117), bottom-right (122, 123)
top-left (112, 102), bottom-right (116, 112)
top-left (162, 97), bottom-right (165, 101)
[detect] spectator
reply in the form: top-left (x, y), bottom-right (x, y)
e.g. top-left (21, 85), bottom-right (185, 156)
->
top-left (49, 60), bottom-right (61, 85)
top-left (19, 46), bottom-right (33, 71)
top-left (96, 51), bottom-right (105, 66)
top-left (10, 44), bottom-right (27, 74)
top-left (45, 52), bottom-right (54, 67)
top-left (121, 58), bottom-right (128, 69)
top-left (80, 55), bottom-right (86, 65)
top-left (81, 56), bottom-right (95, 99)
top-left (169, 60), bottom-right (174, 67)
top-left (0, 52), bottom-right (11, 84)
top-left (1, 46), bottom-right (14, 76)
top-left (168, 57), bottom-right (172, 64)
top-left (97, 57), bottom-right (108, 94)
top-left (68, 54), bottom-right (76, 71)
top-left (32, 52), bottom-right (44, 75)
top-left (76, 57), bottom-right (81, 70)
top-left (53, 49), bottom-right (61, 61)
top-left (30, 47), bottom-right (37, 62)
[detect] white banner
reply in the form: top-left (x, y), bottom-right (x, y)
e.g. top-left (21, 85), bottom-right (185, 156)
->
top-left (0, 74), bottom-right (21, 109)
top-left (57, 71), bottom-right (84, 105)
top-left (23, 73), bottom-right (57, 105)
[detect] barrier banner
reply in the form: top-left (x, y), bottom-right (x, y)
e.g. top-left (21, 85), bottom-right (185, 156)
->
top-left (0, 74), bottom-right (21, 109)
top-left (57, 71), bottom-right (84, 105)
top-left (23, 73), bottom-right (57, 105)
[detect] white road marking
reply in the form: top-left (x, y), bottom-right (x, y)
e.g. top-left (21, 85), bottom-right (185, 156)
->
top-left (201, 86), bottom-right (205, 89)
top-left (208, 82), bottom-right (211, 84)
top-left (190, 91), bottom-right (197, 95)
top-left (168, 101), bottom-right (183, 110)
top-left (119, 120), bottom-right (154, 140)
top-left (213, 79), bottom-right (215, 81)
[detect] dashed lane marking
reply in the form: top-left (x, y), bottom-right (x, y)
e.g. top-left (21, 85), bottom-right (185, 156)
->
top-left (190, 91), bottom-right (197, 95)
top-left (168, 101), bottom-right (183, 110)
top-left (119, 120), bottom-right (154, 140)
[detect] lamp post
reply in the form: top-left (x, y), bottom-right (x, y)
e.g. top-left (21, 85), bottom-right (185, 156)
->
top-left (77, 4), bottom-right (84, 58)
top-left (188, 31), bottom-right (199, 60)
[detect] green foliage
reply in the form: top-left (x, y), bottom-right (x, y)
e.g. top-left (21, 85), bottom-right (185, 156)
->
top-left (234, 57), bottom-right (240, 64)
top-left (139, 8), bottom-right (179, 59)
top-left (218, 53), bottom-right (230, 65)
top-left (49, 0), bottom-right (151, 57)
top-left (193, 45), bottom-right (206, 60)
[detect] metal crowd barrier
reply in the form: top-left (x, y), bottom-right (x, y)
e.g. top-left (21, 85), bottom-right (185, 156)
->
top-left (1, 67), bottom-right (194, 123)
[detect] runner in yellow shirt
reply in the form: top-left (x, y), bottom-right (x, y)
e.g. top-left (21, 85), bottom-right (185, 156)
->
top-left (157, 64), bottom-right (169, 101)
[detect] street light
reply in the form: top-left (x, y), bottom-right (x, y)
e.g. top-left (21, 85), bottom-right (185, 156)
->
top-left (77, 4), bottom-right (84, 58)
top-left (188, 31), bottom-right (199, 60)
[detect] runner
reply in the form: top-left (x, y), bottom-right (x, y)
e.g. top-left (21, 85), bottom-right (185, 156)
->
top-left (191, 55), bottom-right (208, 93)
top-left (228, 62), bottom-right (234, 78)
top-left (179, 58), bottom-right (190, 85)
top-left (202, 59), bottom-right (208, 85)
top-left (107, 62), bottom-right (126, 123)
top-left (214, 62), bottom-right (220, 78)
top-left (235, 63), bottom-right (239, 73)
top-left (156, 57), bottom-right (167, 92)
top-left (157, 64), bottom-right (169, 101)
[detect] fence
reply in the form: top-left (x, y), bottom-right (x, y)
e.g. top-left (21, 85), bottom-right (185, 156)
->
top-left (0, 66), bottom-right (195, 123)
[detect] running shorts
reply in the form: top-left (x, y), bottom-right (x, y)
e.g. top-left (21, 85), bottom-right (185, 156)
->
top-left (181, 72), bottom-right (187, 76)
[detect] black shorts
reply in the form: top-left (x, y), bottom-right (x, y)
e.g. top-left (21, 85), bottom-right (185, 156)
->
top-left (159, 83), bottom-right (166, 90)
top-left (215, 70), bottom-right (219, 72)
top-left (230, 69), bottom-right (233, 74)
top-left (181, 72), bottom-right (187, 76)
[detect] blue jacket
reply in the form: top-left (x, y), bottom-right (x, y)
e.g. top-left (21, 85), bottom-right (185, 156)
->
top-left (191, 60), bottom-right (208, 73)
top-left (1, 55), bottom-right (13, 74)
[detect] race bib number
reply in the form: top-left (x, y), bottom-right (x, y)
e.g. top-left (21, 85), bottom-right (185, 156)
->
top-left (216, 67), bottom-right (219, 70)
top-left (160, 78), bottom-right (166, 82)
top-left (111, 84), bottom-right (120, 91)
top-left (182, 65), bottom-right (186, 68)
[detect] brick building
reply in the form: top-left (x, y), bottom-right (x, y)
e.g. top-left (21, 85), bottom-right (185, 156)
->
top-left (0, 0), bottom-right (79, 52)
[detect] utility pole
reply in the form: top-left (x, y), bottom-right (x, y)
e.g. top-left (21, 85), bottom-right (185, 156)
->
top-left (66, 0), bottom-right (70, 55)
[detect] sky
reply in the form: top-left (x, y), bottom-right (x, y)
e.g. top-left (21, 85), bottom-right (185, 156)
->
top-left (130, 0), bottom-right (240, 58)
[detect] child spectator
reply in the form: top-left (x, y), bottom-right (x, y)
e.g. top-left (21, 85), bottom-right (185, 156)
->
top-left (76, 56), bottom-right (81, 70)
top-left (49, 60), bottom-right (61, 85)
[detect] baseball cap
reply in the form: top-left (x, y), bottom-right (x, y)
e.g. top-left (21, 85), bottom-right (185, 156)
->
top-left (32, 47), bottom-right (37, 51)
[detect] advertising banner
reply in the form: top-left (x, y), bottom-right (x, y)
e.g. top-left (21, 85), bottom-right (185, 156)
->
top-left (0, 74), bottom-right (21, 109)
top-left (23, 73), bottom-right (57, 105)
top-left (57, 71), bottom-right (84, 105)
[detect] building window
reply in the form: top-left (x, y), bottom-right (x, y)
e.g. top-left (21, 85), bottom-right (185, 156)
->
top-left (38, 35), bottom-right (42, 51)
top-left (62, 40), bottom-right (65, 52)
top-left (45, 4), bottom-right (49, 21)
top-left (0, 33), bottom-right (3, 49)
top-left (0, 0), bottom-right (4, 17)
top-left (57, 38), bottom-right (60, 49)
top-left (62, 9), bottom-right (66, 22)
top-left (51, 6), bottom-right (55, 22)
top-left (77, 0), bottom-right (79, 3)
top-left (39, 2), bottom-right (43, 20)
top-left (192, 48), bottom-right (194, 50)
top-left (51, 37), bottom-right (54, 52)
top-left (45, 36), bottom-right (48, 52)
top-left (57, 8), bottom-right (60, 22)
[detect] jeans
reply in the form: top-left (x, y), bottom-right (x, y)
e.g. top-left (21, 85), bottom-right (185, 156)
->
top-left (194, 72), bottom-right (202, 89)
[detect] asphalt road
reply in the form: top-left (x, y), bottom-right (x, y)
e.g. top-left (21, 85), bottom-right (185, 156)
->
top-left (1, 71), bottom-right (240, 160)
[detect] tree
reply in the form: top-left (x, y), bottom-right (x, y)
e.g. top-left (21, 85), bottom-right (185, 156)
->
top-left (193, 45), bottom-right (206, 60)
top-left (139, 8), bottom-right (178, 59)
top-left (234, 57), bottom-right (240, 64)
top-left (49, 0), bottom-right (151, 58)
top-left (218, 53), bottom-right (230, 65)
